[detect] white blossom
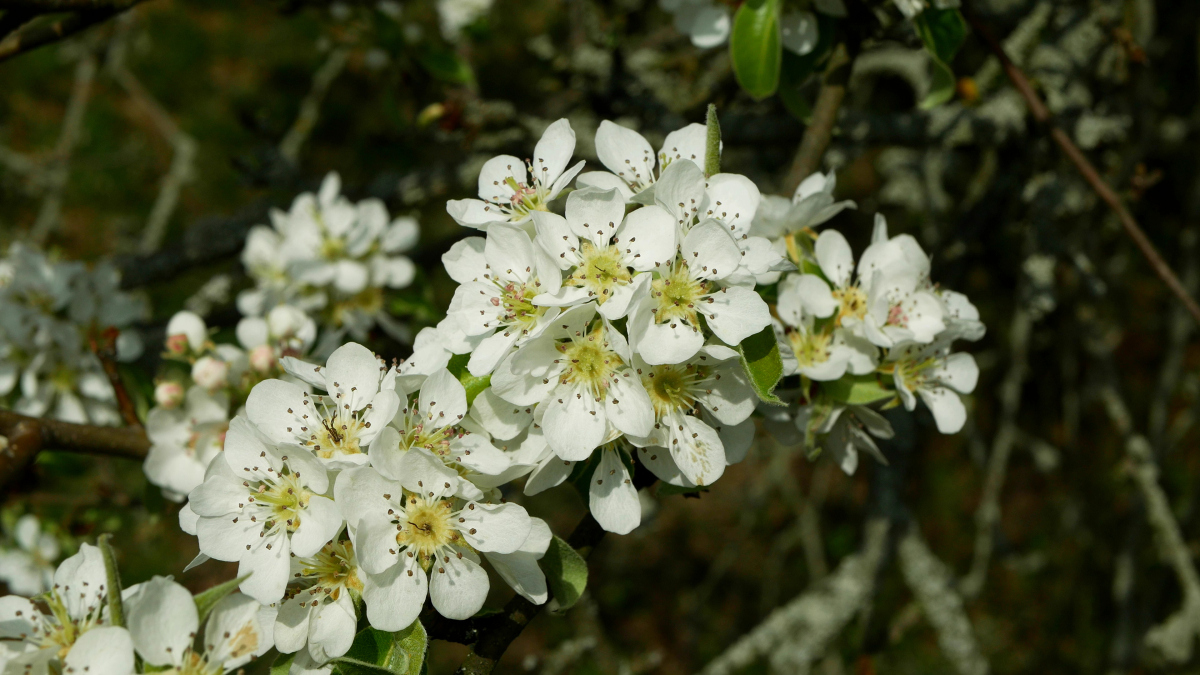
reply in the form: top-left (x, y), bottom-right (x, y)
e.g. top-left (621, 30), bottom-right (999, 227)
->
top-left (446, 119), bottom-right (584, 230)
top-left (274, 540), bottom-right (360, 668)
top-left (0, 515), bottom-right (59, 597)
top-left (888, 340), bottom-right (979, 434)
top-left (775, 274), bottom-right (877, 381)
top-left (144, 386), bottom-right (231, 502)
top-left (576, 121), bottom-right (707, 203)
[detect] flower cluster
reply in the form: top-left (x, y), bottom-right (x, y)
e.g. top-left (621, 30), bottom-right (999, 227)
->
top-left (0, 544), bottom-right (275, 675)
top-left (0, 243), bottom-right (147, 425)
top-left (239, 172), bottom-right (420, 344)
top-left (145, 306), bottom-right (317, 501)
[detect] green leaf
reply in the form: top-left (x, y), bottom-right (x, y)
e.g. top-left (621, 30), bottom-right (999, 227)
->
top-left (193, 575), bottom-right (250, 624)
top-left (271, 652), bottom-right (296, 675)
top-left (913, 8), bottom-right (966, 109)
top-left (446, 354), bottom-right (491, 407)
top-left (334, 623), bottom-right (427, 675)
top-left (704, 103), bottom-right (721, 177)
top-left (416, 48), bottom-right (475, 86)
top-left (822, 374), bottom-right (894, 405)
top-left (730, 0), bottom-right (782, 100)
top-left (539, 535), bottom-right (587, 610)
top-left (738, 325), bottom-right (784, 405)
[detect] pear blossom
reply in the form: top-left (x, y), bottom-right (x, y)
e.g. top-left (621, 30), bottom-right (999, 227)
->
top-left (124, 576), bottom-right (275, 673)
top-left (531, 187), bottom-right (675, 320)
top-left (795, 401), bottom-right (894, 475)
top-left (236, 305), bottom-right (318, 374)
top-left (0, 515), bottom-right (60, 596)
top-left (335, 452), bottom-right (536, 628)
top-left (887, 340), bottom-right (979, 434)
top-left (576, 121), bottom-right (707, 203)
top-left (775, 273), bottom-right (876, 381)
top-left (491, 304), bottom-right (654, 466)
top-left (750, 171), bottom-right (855, 241)
top-left (628, 345), bottom-right (757, 487)
top-left (0, 543), bottom-right (135, 674)
top-left (246, 342), bottom-right (401, 468)
top-left (143, 386), bottom-right (231, 502)
top-left (154, 381), bottom-right (186, 409)
top-left (626, 220), bottom-right (773, 365)
top-left (184, 416), bottom-right (343, 604)
top-left (446, 119), bottom-right (585, 230)
top-left (445, 223), bottom-right (564, 376)
top-left (166, 311), bottom-right (210, 356)
top-left (274, 540), bottom-right (360, 668)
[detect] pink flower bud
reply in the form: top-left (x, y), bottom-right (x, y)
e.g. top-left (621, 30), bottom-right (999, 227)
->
top-left (154, 382), bottom-right (186, 408)
top-left (249, 345), bottom-right (276, 373)
top-left (191, 356), bottom-right (230, 391)
top-left (165, 333), bottom-right (189, 355)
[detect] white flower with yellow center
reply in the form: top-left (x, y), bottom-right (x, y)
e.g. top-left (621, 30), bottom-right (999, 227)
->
top-left (775, 273), bottom-right (877, 381)
top-left (445, 223), bottom-right (564, 376)
top-left (491, 303), bottom-right (654, 463)
top-left (575, 120), bottom-right (707, 203)
top-left (626, 220), bottom-right (773, 365)
top-left (334, 451), bottom-right (536, 628)
top-left (446, 119), bottom-right (585, 230)
top-left (370, 368), bottom-right (512, 499)
top-left (185, 416), bottom-right (343, 605)
top-left (626, 345), bottom-right (757, 487)
top-left (245, 343), bottom-right (401, 468)
top-left (887, 340), bottom-right (979, 434)
top-left (531, 187), bottom-right (676, 320)
top-left (797, 227), bottom-right (945, 349)
top-left (274, 540), bottom-right (361, 668)
top-left (124, 577), bottom-right (275, 675)
top-left (144, 385), bottom-right (231, 502)
top-left (0, 543), bottom-right (134, 675)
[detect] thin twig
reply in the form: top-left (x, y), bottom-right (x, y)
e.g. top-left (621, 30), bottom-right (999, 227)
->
top-left (2, 0), bottom-right (141, 11)
top-left (89, 328), bottom-right (141, 428)
top-left (0, 410), bottom-right (150, 488)
top-left (899, 529), bottom-right (989, 675)
top-left (965, 6), bottom-right (1200, 325)
top-left (0, 7), bottom-right (137, 64)
top-left (783, 44), bottom-right (851, 194)
top-left (30, 48), bottom-right (96, 244)
top-left (278, 47), bottom-right (349, 164)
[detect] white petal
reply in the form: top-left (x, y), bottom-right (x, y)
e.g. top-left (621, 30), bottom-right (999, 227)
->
top-left (0, 596), bottom-right (40, 639)
top-left (442, 237), bottom-right (489, 284)
top-left (470, 387), bottom-right (534, 440)
top-left (236, 317), bottom-right (269, 350)
top-left (362, 554), bottom-right (427, 633)
top-left (532, 211), bottom-right (580, 269)
top-left (478, 155), bottom-right (527, 205)
top-left (291, 495), bottom-right (343, 558)
top-left (604, 370), bottom-right (654, 437)
top-left (418, 368), bottom-right (469, 425)
top-left (273, 597), bottom-right (313, 655)
top-left (459, 502), bottom-right (532, 554)
top-left (309, 597), bottom-right (356, 660)
top-left (206, 593), bottom-right (272, 668)
top-left (64, 626), bottom-right (134, 675)
top-left (398, 448), bottom-right (461, 500)
top-left (589, 450), bottom-right (640, 534)
top-left (704, 173), bottom-right (760, 237)
top-left (700, 286), bottom-right (773, 346)
top-left (446, 199), bottom-right (500, 230)
top-left (669, 415), bottom-right (726, 486)
top-left (636, 320), bottom-right (704, 366)
top-left (815, 229), bottom-right (855, 288)
top-left (715, 416), bottom-right (755, 464)
top-left (542, 391), bottom-right (606, 461)
top-left (450, 433), bottom-right (512, 476)
top-left (575, 171), bottom-right (635, 201)
top-left (524, 455), bottom-right (575, 495)
top-left (467, 329), bottom-right (522, 377)
top-left (237, 532), bottom-right (290, 604)
top-left (682, 220), bottom-right (741, 280)
top-left (932, 352), bottom-right (978, 394)
top-left (594, 120), bottom-right (655, 188)
top-left (429, 552), bottom-right (489, 620)
top-left (616, 205), bottom-right (676, 271)
top-left (245, 379), bottom-right (308, 445)
top-left (483, 529), bottom-right (549, 604)
top-left (324, 343), bottom-right (382, 411)
top-left (653, 159), bottom-right (706, 226)
top-left (695, 362), bottom-right (756, 425)
top-left (919, 386), bottom-right (968, 434)
top-left (533, 119), bottom-right (576, 188)
top-left (659, 123), bottom-right (707, 172)
top-left (166, 311), bottom-right (207, 352)
top-left (565, 187), bottom-right (626, 247)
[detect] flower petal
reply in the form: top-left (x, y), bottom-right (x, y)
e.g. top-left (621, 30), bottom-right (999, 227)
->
top-left (429, 552), bottom-right (489, 620)
top-left (362, 555), bottom-right (427, 632)
top-left (589, 449), bottom-right (640, 534)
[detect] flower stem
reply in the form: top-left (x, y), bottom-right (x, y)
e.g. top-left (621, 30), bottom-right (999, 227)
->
top-left (98, 533), bottom-right (125, 628)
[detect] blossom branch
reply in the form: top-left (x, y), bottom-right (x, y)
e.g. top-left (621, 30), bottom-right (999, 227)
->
top-left (783, 43), bottom-right (852, 195)
top-left (964, 7), bottom-right (1200, 326)
top-left (0, 410), bottom-right (150, 488)
top-left (89, 328), bottom-right (142, 429)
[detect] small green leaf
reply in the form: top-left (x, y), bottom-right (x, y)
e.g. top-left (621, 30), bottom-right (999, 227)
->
top-left (822, 374), bottom-right (893, 405)
top-left (704, 103), bottom-right (721, 177)
top-left (385, 620), bottom-right (429, 675)
top-left (738, 325), bottom-right (784, 405)
top-left (446, 354), bottom-right (491, 407)
top-left (193, 575), bottom-right (250, 624)
top-left (271, 653), bottom-right (296, 675)
top-left (416, 48), bottom-right (475, 86)
top-left (730, 0), bottom-right (782, 100)
top-left (334, 623), bottom-right (426, 675)
top-left (539, 535), bottom-right (588, 609)
top-left (913, 8), bottom-right (966, 109)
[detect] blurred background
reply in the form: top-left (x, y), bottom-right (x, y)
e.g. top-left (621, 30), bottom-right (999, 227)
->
top-left (1, 0), bottom-right (1197, 672)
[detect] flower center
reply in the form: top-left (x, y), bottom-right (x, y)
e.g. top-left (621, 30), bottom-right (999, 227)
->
top-left (643, 364), bottom-right (699, 419)
top-left (398, 496), bottom-right (457, 559)
top-left (491, 279), bottom-right (545, 331)
top-left (650, 264), bottom-right (707, 328)
top-left (787, 329), bottom-right (833, 368)
top-left (557, 327), bottom-right (621, 396)
top-left (567, 241), bottom-right (631, 304)
top-left (298, 392), bottom-right (373, 460)
top-left (499, 171), bottom-right (550, 219)
top-left (298, 540), bottom-right (364, 596)
top-left (249, 471), bottom-right (311, 534)
top-left (889, 356), bottom-right (938, 392)
top-left (832, 285), bottom-right (868, 324)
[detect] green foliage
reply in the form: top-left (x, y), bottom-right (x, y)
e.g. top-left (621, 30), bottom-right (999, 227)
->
top-left (738, 325), bottom-right (785, 405)
top-left (333, 622), bottom-right (428, 675)
top-left (913, 8), bottom-right (968, 109)
top-left (193, 575), bottom-right (250, 624)
top-left (271, 653), bottom-right (296, 675)
top-left (823, 374), bottom-right (893, 405)
top-left (446, 354), bottom-right (491, 407)
top-left (539, 535), bottom-right (588, 610)
top-left (777, 14), bottom-right (836, 121)
top-left (730, 0), bottom-right (782, 100)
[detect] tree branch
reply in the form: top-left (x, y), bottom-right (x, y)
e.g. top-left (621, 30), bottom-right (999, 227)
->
top-left (0, 0), bottom-right (141, 11)
top-left (0, 410), bottom-right (150, 488)
top-left (0, 6), bottom-right (141, 64)
top-left (964, 6), bottom-right (1200, 326)
top-left (783, 44), bottom-right (852, 195)
top-left (90, 329), bottom-right (142, 429)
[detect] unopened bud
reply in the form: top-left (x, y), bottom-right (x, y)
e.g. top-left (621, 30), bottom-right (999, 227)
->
top-left (154, 381), bottom-right (186, 408)
top-left (249, 345), bottom-right (276, 373)
top-left (165, 333), bottom-right (189, 356)
top-left (192, 356), bottom-right (230, 390)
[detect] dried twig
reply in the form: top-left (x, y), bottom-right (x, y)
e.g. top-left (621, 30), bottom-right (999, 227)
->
top-left (783, 44), bottom-right (851, 194)
top-left (279, 47), bottom-right (349, 164)
top-left (30, 48), bottom-right (96, 244)
top-left (965, 6), bottom-right (1200, 325)
top-left (0, 410), bottom-right (150, 488)
top-left (899, 529), bottom-right (990, 675)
